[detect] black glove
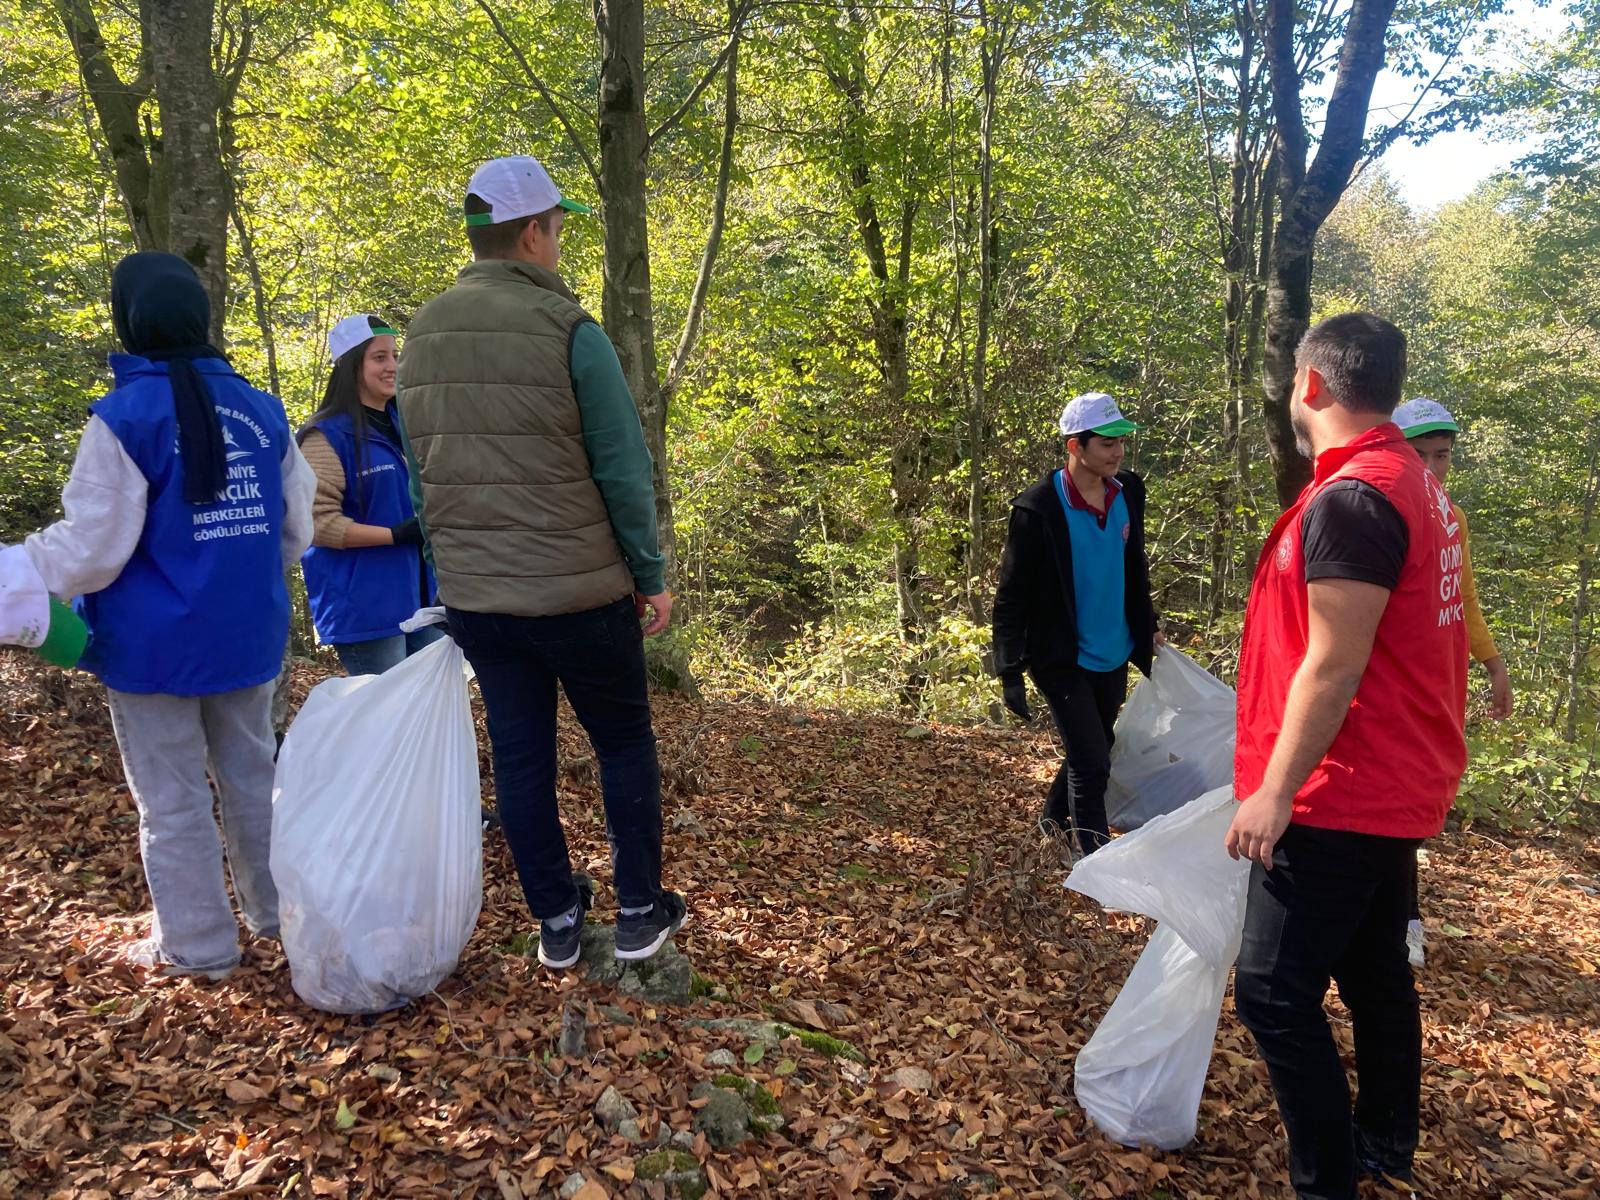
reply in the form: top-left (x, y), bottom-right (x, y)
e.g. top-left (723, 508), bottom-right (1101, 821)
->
top-left (1001, 675), bottom-right (1032, 722)
top-left (389, 517), bottom-right (422, 546)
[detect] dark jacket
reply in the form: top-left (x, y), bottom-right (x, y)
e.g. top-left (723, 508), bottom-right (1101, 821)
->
top-left (991, 468), bottom-right (1158, 683)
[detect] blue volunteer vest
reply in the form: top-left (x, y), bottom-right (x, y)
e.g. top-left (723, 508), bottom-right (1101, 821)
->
top-left (1055, 469), bottom-right (1134, 672)
top-left (79, 355), bottom-right (291, 695)
top-left (299, 407), bottom-right (433, 644)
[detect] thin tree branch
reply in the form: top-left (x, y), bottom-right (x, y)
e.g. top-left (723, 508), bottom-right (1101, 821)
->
top-left (647, 0), bottom-right (753, 147)
top-left (472, 0), bottom-right (600, 190)
top-left (662, 21), bottom-right (740, 406)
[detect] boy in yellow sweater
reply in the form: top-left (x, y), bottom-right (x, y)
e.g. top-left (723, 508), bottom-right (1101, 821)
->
top-left (1394, 397), bottom-right (1513, 967)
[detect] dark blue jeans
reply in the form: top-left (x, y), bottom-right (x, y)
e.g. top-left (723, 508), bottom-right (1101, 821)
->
top-left (334, 625), bottom-right (445, 676)
top-left (446, 598), bottom-right (663, 920)
top-left (1234, 824), bottom-right (1422, 1200)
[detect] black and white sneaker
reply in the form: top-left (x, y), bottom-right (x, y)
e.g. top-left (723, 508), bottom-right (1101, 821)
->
top-left (536, 873), bottom-right (595, 970)
top-left (615, 891), bottom-right (688, 962)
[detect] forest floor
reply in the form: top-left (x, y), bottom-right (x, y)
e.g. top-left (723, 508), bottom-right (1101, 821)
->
top-left (1, 655), bottom-right (1597, 1200)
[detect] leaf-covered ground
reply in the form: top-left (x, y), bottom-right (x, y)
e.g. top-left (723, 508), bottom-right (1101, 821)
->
top-left (2, 657), bottom-right (1597, 1199)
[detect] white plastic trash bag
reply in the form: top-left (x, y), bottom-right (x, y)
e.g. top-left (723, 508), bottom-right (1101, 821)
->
top-left (1067, 785), bottom-right (1248, 966)
top-left (1066, 786), bottom-right (1249, 1149)
top-left (272, 610), bottom-right (483, 1013)
top-left (1106, 647), bottom-right (1236, 830)
top-left (1072, 924), bottom-right (1234, 1150)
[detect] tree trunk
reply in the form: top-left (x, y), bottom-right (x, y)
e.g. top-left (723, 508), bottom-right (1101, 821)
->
top-left (1562, 427), bottom-right (1600, 742)
top-left (57, 0), bottom-right (232, 345)
top-left (965, 4), bottom-right (1005, 624)
top-left (145, 0), bottom-right (229, 345)
top-left (1261, 0), bottom-right (1398, 509)
top-left (54, 0), bottom-right (162, 249)
top-left (661, 10), bottom-right (739, 409)
top-left (595, 0), bottom-right (678, 593)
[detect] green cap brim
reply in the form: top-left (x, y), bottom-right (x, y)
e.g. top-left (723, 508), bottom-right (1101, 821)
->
top-left (35, 598), bottom-right (87, 670)
top-left (1089, 419), bottom-right (1138, 437)
top-left (370, 325), bottom-right (398, 337)
top-left (464, 212), bottom-right (495, 226)
top-left (558, 197), bottom-right (593, 214)
top-left (1402, 420), bottom-right (1459, 437)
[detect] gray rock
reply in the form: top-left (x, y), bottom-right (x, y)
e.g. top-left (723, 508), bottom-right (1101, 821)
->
top-left (617, 1118), bottom-right (644, 1144)
top-left (670, 1129), bottom-right (696, 1150)
top-left (637, 1149), bottom-right (707, 1200)
top-left (902, 725), bottom-right (934, 740)
top-left (558, 1000), bottom-right (587, 1058)
top-left (618, 949), bottom-right (695, 1007)
top-left (599, 1004), bottom-right (635, 1026)
top-left (594, 1084), bottom-right (639, 1132)
top-left (684, 1017), bottom-right (785, 1045)
top-left (559, 1173), bottom-right (588, 1199)
top-left (579, 925), bottom-right (696, 1006)
top-left (750, 1111), bottom-right (786, 1133)
top-left (705, 1048), bottom-right (738, 1068)
top-left (691, 1085), bottom-right (751, 1149)
top-left (891, 1066), bottom-right (934, 1093)
top-left (670, 809), bottom-right (708, 837)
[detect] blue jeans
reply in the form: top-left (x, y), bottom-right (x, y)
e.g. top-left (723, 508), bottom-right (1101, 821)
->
top-left (334, 625), bottom-right (445, 676)
top-left (445, 597), bottom-right (662, 919)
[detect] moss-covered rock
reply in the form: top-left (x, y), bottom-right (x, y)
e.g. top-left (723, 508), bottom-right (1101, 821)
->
top-left (690, 1085), bottom-right (751, 1149)
top-left (636, 1149), bottom-right (706, 1200)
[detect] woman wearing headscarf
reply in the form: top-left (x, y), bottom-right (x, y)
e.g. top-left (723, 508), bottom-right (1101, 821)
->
top-left (14, 251), bottom-right (316, 981)
top-left (297, 314), bottom-right (438, 675)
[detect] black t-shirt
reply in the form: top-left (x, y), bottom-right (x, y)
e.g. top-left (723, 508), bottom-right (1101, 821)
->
top-left (1300, 479), bottom-right (1409, 590)
top-left (364, 405), bottom-right (396, 444)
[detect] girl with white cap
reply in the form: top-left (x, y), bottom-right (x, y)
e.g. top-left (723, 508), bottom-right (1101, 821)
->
top-left (297, 315), bottom-right (439, 675)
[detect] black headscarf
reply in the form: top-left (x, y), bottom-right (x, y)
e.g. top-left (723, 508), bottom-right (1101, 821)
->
top-left (110, 252), bottom-right (228, 504)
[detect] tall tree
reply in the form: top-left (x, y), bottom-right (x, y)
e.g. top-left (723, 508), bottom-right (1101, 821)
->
top-left (478, 0), bottom-right (747, 596)
top-left (1259, 0), bottom-right (1398, 505)
top-left (54, 0), bottom-right (241, 346)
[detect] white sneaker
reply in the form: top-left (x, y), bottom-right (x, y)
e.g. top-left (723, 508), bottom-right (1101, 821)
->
top-left (125, 937), bottom-right (236, 982)
top-left (1405, 920), bottom-right (1425, 969)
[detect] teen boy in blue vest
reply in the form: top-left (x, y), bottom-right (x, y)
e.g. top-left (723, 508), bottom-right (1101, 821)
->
top-left (18, 252), bottom-right (316, 979)
top-left (992, 393), bottom-right (1161, 857)
top-left (398, 156), bottom-right (684, 970)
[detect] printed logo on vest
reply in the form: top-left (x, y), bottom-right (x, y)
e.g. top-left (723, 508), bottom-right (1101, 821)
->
top-left (1275, 532), bottom-right (1294, 571)
top-left (1427, 473), bottom-right (1460, 538)
top-left (1121, 519), bottom-right (1130, 544)
top-left (223, 425), bottom-right (252, 463)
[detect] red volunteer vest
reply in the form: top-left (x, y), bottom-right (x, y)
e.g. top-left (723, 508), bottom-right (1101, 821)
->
top-left (1234, 425), bottom-right (1468, 838)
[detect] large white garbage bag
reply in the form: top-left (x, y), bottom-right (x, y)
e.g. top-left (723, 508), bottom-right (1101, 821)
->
top-left (1066, 786), bottom-right (1249, 1149)
top-left (1106, 647), bottom-right (1236, 830)
top-left (271, 610), bottom-right (482, 1013)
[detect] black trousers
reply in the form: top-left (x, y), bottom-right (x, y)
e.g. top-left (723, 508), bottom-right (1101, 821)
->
top-left (1234, 824), bottom-right (1422, 1200)
top-left (1030, 662), bottom-right (1128, 855)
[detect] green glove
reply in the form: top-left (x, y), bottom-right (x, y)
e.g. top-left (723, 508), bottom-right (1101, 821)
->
top-left (35, 597), bottom-right (88, 669)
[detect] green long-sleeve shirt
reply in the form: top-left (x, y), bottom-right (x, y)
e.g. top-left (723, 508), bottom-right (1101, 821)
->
top-left (399, 320), bottom-right (665, 597)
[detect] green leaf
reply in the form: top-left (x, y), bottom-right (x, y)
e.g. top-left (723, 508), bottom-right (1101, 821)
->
top-left (335, 1099), bottom-right (357, 1131)
top-left (743, 1042), bottom-right (766, 1065)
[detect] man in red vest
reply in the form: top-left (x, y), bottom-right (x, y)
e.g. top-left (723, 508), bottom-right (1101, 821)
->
top-left (1226, 312), bottom-right (1467, 1199)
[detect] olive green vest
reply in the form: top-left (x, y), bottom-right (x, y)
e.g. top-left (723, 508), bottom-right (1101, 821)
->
top-left (397, 260), bottom-right (634, 617)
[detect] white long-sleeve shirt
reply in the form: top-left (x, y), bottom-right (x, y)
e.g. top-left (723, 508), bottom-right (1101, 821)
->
top-left (23, 415), bottom-right (316, 600)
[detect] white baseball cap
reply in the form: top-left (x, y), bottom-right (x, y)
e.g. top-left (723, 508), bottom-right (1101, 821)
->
top-left (1058, 392), bottom-right (1138, 438)
top-left (328, 314), bottom-right (397, 364)
top-left (465, 155), bottom-right (593, 226)
top-left (1393, 397), bottom-right (1460, 437)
